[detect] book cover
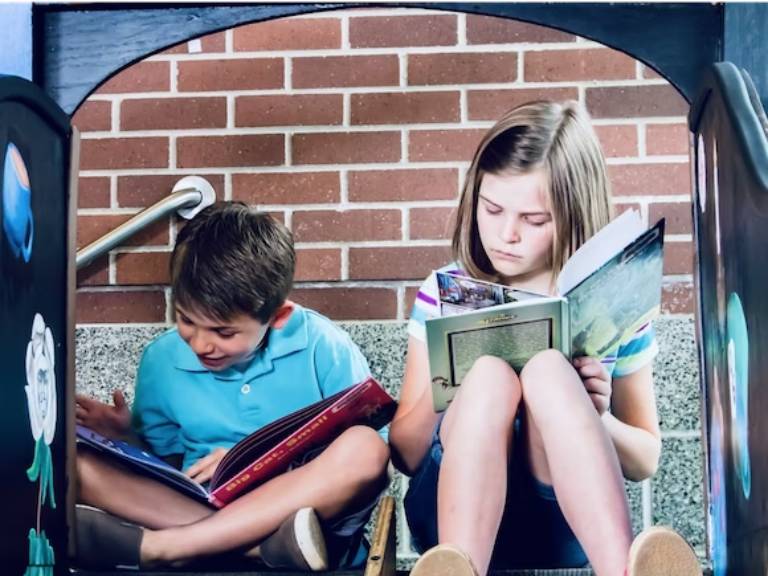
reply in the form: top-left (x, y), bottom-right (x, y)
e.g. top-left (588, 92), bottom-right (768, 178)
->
top-left (76, 376), bottom-right (396, 508)
top-left (425, 210), bottom-right (665, 411)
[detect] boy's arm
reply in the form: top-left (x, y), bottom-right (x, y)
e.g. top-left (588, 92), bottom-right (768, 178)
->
top-left (603, 363), bottom-right (662, 482)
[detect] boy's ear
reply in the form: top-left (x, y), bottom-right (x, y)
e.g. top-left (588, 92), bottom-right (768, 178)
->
top-left (269, 301), bottom-right (295, 329)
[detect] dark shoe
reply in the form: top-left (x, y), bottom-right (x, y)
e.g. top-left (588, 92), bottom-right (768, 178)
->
top-left (627, 526), bottom-right (702, 576)
top-left (260, 507), bottom-right (328, 571)
top-left (74, 504), bottom-right (143, 570)
top-left (410, 544), bottom-right (478, 576)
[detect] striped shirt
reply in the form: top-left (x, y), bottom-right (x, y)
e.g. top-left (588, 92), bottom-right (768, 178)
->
top-left (408, 264), bottom-right (658, 378)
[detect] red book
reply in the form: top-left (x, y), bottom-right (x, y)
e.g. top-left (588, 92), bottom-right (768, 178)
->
top-left (77, 377), bottom-right (396, 508)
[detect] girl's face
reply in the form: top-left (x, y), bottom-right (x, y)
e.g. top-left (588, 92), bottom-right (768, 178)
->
top-left (476, 170), bottom-right (555, 291)
top-left (175, 305), bottom-right (269, 371)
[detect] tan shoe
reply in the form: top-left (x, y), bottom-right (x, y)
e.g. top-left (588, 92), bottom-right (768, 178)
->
top-left (260, 507), bottom-right (328, 571)
top-left (410, 544), bottom-right (478, 576)
top-left (627, 526), bottom-right (702, 576)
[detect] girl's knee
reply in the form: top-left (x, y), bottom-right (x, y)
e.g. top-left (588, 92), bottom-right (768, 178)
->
top-left (460, 356), bottom-right (522, 407)
top-left (520, 349), bottom-right (580, 405)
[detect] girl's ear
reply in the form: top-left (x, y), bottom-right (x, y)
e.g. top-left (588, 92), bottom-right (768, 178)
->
top-left (269, 301), bottom-right (295, 329)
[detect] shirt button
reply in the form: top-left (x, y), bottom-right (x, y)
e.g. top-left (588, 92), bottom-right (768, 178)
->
top-left (241, 384), bottom-right (251, 394)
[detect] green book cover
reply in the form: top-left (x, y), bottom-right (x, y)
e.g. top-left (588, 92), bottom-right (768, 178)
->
top-left (426, 210), bottom-right (665, 411)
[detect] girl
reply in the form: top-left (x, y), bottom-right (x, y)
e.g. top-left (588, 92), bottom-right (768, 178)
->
top-left (389, 101), bottom-right (700, 576)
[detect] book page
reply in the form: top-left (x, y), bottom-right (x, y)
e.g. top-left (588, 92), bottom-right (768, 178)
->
top-left (557, 209), bottom-right (644, 296)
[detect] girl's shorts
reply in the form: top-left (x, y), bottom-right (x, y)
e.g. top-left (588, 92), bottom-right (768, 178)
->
top-left (403, 415), bottom-right (589, 569)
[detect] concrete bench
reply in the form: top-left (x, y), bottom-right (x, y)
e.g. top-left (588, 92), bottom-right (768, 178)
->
top-left (75, 316), bottom-right (704, 574)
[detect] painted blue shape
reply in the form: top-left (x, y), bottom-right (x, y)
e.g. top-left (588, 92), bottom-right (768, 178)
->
top-left (709, 400), bottom-right (727, 576)
top-left (727, 292), bottom-right (751, 499)
top-left (2, 142), bottom-right (34, 262)
top-left (0, 3), bottom-right (32, 80)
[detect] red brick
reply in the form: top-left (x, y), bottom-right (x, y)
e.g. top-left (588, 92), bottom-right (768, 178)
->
top-left (161, 31), bottom-right (226, 54)
top-left (524, 49), bottom-right (636, 82)
top-left (405, 285), bottom-right (422, 318)
top-left (466, 15), bottom-right (577, 44)
top-left (586, 85), bottom-right (688, 119)
top-left (76, 290), bottom-right (166, 323)
top-left (118, 174), bottom-right (225, 208)
top-left (649, 202), bottom-right (693, 235)
top-left (349, 15), bottom-right (457, 47)
top-left (295, 248), bottom-right (341, 281)
top-left (349, 169), bottom-right (459, 202)
top-left (177, 135), bottom-right (284, 168)
top-left (177, 59), bottom-right (283, 92)
top-left (121, 97), bottom-right (226, 131)
top-left (410, 207), bottom-right (457, 240)
top-left (594, 125), bottom-right (638, 158)
top-left (663, 242), bottom-right (694, 274)
top-left (234, 18), bottom-right (341, 51)
top-left (409, 52), bottom-right (517, 85)
top-left (77, 256), bottom-right (109, 287)
top-left (292, 132), bottom-right (400, 165)
top-left (468, 87), bottom-right (578, 121)
top-left (96, 61), bottom-right (170, 94)
top-left (116, 252), bottom-right (171, 285)
top-left (233, 172), bottom-right (339, 204)
top-left (78, 177), bottom-right (110, 209)
top-left (292, 209), bottom-right (401, 242)
top-left (646, 123), bottom-right (690, 156)
top-left (290, 287), bottom-right (397, 320)
top-left (642, 65), bottom-right (663, 80)
top-left (351, 92), bottom-right (460, 125)
top-left (409, 129), bottom-right (486, 162)
top-left (613, 202), bottom-right (642, 217)
top-left (349, 246), bottom-right (452, 280)
top-left (77, 215), bottom-right (170, 249)
top-left (609, 164), bottom-right (690, 196)
top-left (236, 94), bottom-right (342, 127)
top-left (72, 100), bottom-right (112, 132)
top-left (293, 55), bottom-right (399, 89)
top-left (662, 282), bottom-right (694, 314)
top-left (80, 138), bottom-right (168, 170)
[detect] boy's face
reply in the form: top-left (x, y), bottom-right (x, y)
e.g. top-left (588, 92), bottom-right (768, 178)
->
top-left (175, 305), bottom-right (269, 371)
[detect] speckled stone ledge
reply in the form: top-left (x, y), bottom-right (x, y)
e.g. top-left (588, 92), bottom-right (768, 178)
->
top-left (75, 316), bottom-right (704, 558)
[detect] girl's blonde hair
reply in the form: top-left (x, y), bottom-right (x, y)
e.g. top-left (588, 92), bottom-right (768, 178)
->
top-left (453, 100), bottom-right (612, 285)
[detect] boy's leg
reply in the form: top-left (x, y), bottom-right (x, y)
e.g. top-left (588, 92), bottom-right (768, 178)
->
top-left (77, 447), bottom-right (213, 529)
top-left (519, 349), bottom-right (632, 576)
top-left (434, 355), bottom-right (522, 576)
top-left (140, 425), bottom-right (389, 567)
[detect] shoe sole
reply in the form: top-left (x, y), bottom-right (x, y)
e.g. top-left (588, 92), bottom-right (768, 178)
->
top-left (293, 508), bottom-right (328, 571)
top-left (410, 544), bottom-right (477, 576)
top-left (628, 526), bottom-right (701, 576)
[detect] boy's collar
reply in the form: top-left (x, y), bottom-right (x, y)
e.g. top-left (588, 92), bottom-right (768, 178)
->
top-left (174, 305), bottom-right (309, 378)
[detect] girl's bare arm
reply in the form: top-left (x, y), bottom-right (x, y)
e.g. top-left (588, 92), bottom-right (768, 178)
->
top-left (603, 363), bottom-right (662, 481)
top-left (389, 336), bottom-right (441, 475)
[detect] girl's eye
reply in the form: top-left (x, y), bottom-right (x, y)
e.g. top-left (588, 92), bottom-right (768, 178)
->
top-left (525, 216), bottom-right (550, 227)
top-left (483, 203), bottom-right (502, 215)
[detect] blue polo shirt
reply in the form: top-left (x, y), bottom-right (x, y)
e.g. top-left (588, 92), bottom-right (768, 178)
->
top-left (132, 305), bottom-right (371, 471)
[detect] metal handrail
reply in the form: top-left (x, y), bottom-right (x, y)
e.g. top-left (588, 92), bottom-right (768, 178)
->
top-left (76, 176), bottom-right (215, 270)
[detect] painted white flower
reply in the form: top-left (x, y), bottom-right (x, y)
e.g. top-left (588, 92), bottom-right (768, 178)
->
top-left (25, 313), bottom-right (57, 445)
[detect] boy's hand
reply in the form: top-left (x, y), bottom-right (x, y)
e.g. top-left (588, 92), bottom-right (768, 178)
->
top-left (185, 447), bottom-right (229, 484)
top-left (75, 390), bottom-right (132, 440)
top-left (572, 356), bottom-right (612, 415)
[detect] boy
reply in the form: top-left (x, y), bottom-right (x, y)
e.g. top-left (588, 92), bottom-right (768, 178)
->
top-left (75, 202), bottom-right (390, 571)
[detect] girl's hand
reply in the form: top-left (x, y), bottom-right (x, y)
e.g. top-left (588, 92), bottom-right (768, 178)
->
top-left (75, 390), bottom-right (132, 440)
top-left (572, 356), bottom-right (612, 415)
top-left (185, 447), bottom-right (229, 484)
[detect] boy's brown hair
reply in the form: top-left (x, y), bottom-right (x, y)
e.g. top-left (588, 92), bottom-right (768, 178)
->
top-left (170, 202), bottom-right (295, 323)
top-left (453, 100), bottom-right (613, 287)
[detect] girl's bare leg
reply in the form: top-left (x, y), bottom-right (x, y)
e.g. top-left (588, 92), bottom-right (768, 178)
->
top-left (77, 448), bottom-right (213, 529)
top-left (520, 349), bottom-right (632, 576)
top-left (437, 355), bottom-right (522, 576)
top-left (141, 425), bottom-right (389, 566)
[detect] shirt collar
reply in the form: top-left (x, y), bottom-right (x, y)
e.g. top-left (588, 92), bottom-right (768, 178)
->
top-left (173, 305), bottom-right (309, 380)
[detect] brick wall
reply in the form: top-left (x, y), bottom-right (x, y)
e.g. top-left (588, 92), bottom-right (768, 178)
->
top-left (72, 8), bottom-right (693, 325)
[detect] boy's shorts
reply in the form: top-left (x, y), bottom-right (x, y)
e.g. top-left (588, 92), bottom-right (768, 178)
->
top-left (403, 414), bottom-right (589, 569)
top-left (290, 444), bottom-right (381, 569)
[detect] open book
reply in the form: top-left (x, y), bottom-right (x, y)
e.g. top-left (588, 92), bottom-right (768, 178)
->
top-left (426, 210), bottom-right (665, 411)
top-left (76, 377), bottom-right (396, 508)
